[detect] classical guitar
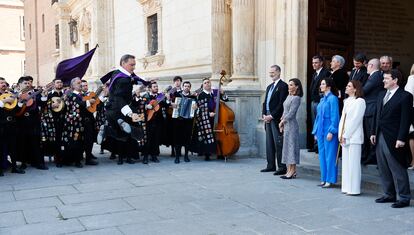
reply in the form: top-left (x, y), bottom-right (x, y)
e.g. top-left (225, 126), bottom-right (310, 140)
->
top-left (16, 82), bottom-right (54, 117)
top-left (146, 86), bottom-right (172, 121)
top-left (83, 86), bottom-right (104, 113)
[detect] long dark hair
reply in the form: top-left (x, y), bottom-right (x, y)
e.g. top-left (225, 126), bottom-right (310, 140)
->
top-left (348, 80), bottom-right (364, 98)
top-left (320, 77), bottom-right (338, 97)
top-left (289, 78), bottom-right (303, 97)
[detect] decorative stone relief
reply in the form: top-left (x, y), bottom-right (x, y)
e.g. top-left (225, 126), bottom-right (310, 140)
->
top-left (79, 8), bottom-right (91, 36)
top-left (138, 54), bottom-right (165, 69)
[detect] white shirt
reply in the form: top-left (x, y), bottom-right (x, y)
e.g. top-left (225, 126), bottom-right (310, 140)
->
top-left (369, 69), bottom-right (379, 76)
top-left (315, 68), bottom-right (322, 76)
top-left (119, 67), bottom-right (132, 77)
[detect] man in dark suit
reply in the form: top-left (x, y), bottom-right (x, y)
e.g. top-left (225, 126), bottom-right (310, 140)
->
top-left (349, 53), bottom-right (368, 84)
top-left (261, 65), bottom-right (288, 175)
top-left (370, 70), bottom-right (413, 208)
top-left (362, 58), bottom-right (384, 165)
top-left (309, 55), bottom-right (331, 152)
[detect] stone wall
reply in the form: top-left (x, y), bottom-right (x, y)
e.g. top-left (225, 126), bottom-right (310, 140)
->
top-left (0, 0), bottom-right (25, 84)
top-left (355, 0), bottom-right (414, 75)
top-left (114, 0), bottom-right (212, 81)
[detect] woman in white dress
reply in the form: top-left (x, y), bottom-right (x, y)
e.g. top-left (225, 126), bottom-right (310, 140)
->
top-left (338, 80), bottom-right (366, 195)
top-left (405, 64), bottom-right (414, 169)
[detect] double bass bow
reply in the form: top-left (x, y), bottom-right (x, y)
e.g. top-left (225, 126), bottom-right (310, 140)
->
top-left (213, 70), bottom-right (240, 158)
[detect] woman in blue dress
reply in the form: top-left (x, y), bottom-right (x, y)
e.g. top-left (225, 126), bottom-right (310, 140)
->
top-left (312, 78), bottom-right (340, 188)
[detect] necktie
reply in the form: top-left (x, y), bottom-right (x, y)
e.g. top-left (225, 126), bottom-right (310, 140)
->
top-left (266, 84), bottom-right (275, 111)
top-left (352, 69), bottom-right (359, 80)
top-left (383, 91), bottom-right (391, 105)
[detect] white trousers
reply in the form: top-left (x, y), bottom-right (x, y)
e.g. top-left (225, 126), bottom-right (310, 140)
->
top-left (341, 144), bottom-right (362, 194)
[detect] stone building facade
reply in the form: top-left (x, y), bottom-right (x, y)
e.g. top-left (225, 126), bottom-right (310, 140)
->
top-left (0, 0), bottom-right (25, 85)
top-left (23, 0), bottom-right (414, 156)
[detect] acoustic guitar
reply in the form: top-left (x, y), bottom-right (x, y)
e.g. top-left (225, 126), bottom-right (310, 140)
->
top-left (83, 86), bottom-right (104, 113)
top-left (146, 86), bottom-right (172, 121)
top-left (16, 82), bottom-right (54, 117)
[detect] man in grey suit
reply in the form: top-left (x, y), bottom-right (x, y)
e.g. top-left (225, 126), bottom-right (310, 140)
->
top-left (261, 65), bottom-right (289, 175)
top-left (370, 70), bottom-right (413, 208)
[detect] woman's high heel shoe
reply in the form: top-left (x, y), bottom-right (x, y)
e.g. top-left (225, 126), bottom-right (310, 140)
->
top-left (280, 173), bottom-right (296, 179)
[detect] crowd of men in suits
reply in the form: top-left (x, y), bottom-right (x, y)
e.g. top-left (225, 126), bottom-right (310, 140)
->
top-left (306, 53), bottom-right (414, 208)
top-left (0, 54), bottom-right (228, 176)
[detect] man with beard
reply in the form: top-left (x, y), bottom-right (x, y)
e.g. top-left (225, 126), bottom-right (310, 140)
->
top-left (0, 77), bottom-right (25, 175)
top-left (80, 80), bottom-right (98, 165)
top-left (40, 78), bottom-right (65, 167)
top-left (172, 81), bottom-right (197, 163)
top-left (16, 76), bottom-right (48, 170)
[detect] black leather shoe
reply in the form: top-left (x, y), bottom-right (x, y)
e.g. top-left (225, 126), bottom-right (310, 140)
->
top-left (85, 159), bottom-right (98, 165)
top-left (273, 169), bottom-right (287, 175)
top-left (307, 148), bottom-right (316, 152)
top-left (260, 168), bottom-right (276, 172)
top-left (375, 196), bottom-right (397, 203)
top-left (75, 162), bottom-right (83, 168)
top-left (109, 154), bottom-right (117, 160)
top-left (11, 167), bottom-right (25, 174)
top-left (117, 159), bottom-right (124, 165)
top-left (391, 201), bottom-right (410, 208)
top-left (0, 171), bottom-right (3, 176)
top-left (90, 155), bottom-right (98, 160)
top-left (142, 156), bottom-right (148, 164)
top-left (20, 163), bottom-right (27, 170)
top-left (174, 157), bottom-right (180, 164)
top-left (204, 156), bottom-right (211, 161)
top-left (36, 164), bottom-right (49, 170)
top-left (151, 156), bottom-right (160, 163)
top-left (126, 158), bottom-right (135, 164)
top-left (184, 156), bottom-right (190, 162)
top-left (56, 163), bottom-right (63, 168)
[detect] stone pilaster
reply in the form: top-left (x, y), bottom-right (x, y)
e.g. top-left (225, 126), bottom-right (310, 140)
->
top-left (211, 0), bottom-right (231, 79)
top-left (229, 0), bottom-right (257, 87)
top-left (53, 2), bottom-right (71, 61)
top-left (91, 0), bottom-right (115, 80)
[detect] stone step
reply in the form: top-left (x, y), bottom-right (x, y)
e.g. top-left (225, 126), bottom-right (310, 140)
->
top-left (298, 149), bottom-right (414, 195)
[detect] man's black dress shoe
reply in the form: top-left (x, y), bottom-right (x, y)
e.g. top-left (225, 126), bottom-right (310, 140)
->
top-left (260, 168), bottom-right (276, 172)
top-left (109, 154), bottom-right (117, 160)
top-left (20, 163), bottom-right (27, 170)
top-left (142, 156), bottom-right (148, 164)
top-left (75, 162), bottom-right (83, 168)
top-left (36, 164), bottom-right (49, 170)
top-left (85, 159), bottom-right (98, 165)
top-left (375, 196), bottom-right (397, 203)
top-left (151, 156), bottom-right (160, 163)
top-left (0, 171), bottom-right (3, 176)
top-left (391, 201), bottom-right (410, 208)
top-left (273, 169), bottom-right (287, 175)
top-left (126, 158), bottom-right (135, 164)
top-left (56, 163), bottom-right (63, 168)
top-left (11, 167), bottom-right (25, 174)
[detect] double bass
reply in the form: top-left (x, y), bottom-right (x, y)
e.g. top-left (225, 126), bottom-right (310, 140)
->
top-left (213, 70), bottom-right (240, 158)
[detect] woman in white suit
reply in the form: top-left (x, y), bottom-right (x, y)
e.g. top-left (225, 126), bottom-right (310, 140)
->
top-left (339, 80), bottom-right (366, 195)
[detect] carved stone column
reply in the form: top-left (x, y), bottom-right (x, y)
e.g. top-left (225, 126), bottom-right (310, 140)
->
top-left (229, 0), bottom-right (257, 86)
top-left (91, 0), bottom-right (115, 80)
top-left (211, 0), bottom-right (231, 79)
top-left (53, 2), bottom-right (71, 61)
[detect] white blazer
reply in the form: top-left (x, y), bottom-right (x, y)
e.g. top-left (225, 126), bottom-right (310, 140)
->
top-left (338, 97), bottom-right (366, 145)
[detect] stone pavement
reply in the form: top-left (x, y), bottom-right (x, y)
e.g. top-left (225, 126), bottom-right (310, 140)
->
top-left (0, 149), bottom-right (413, 235)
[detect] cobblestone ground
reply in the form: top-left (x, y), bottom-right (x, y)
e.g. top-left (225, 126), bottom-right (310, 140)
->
top-left (0, 148), bottom-right (413, 235)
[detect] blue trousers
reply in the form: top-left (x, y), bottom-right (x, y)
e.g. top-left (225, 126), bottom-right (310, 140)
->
top-left (317, 134), bottom-right (338, 183)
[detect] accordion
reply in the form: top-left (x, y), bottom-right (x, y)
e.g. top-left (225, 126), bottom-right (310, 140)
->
top-left (172, 97), bottom-right (196, 119)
